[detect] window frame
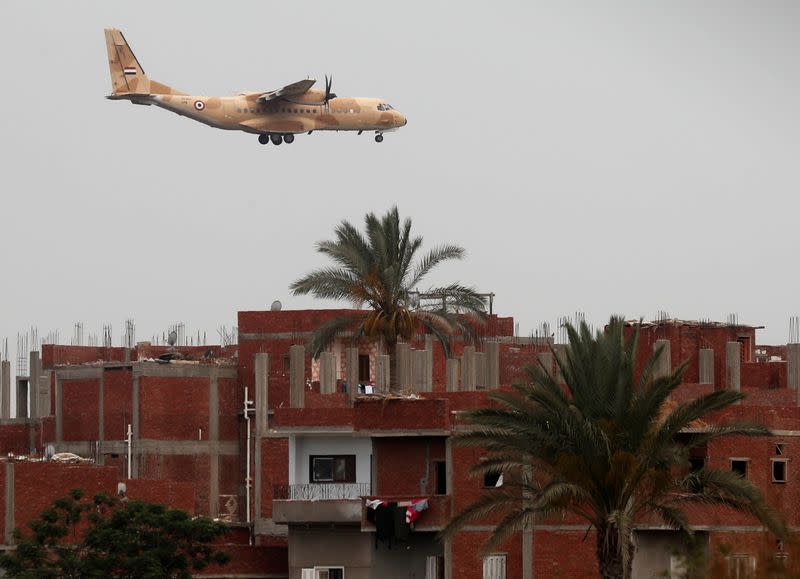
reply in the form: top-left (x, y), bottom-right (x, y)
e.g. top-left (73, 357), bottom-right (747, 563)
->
top-left (309, 454), bottom-right (356, 484)
top-left (730, 458), bottom-right (749, 479)
top-left (772, 458), bottom-right (788, 483)
top-left (483, 470), bottom-right (503, 488)
top-left (313, 566), bottom-right (345, 579)
top-left (482, 553), bottom-right (507, 579)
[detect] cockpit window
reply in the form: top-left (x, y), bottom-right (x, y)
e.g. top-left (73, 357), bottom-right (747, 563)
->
top-left (377, 103), bottom-right (394, 112)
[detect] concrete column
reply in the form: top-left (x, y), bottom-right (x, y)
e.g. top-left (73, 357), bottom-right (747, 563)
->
top-left (485, 341), bottom-right (500, 389)
top-left (444, 437), bottom-right (454, 579)
top-left (253, 355), bottom-right (274, 532)
top-left (131, 370), bottom-right (140, 478)
top-left (787, 344), bottom-right (800, 390)
top-left (653, 339), bottom-right (672, 379)
top-left (38, 373), bottom-right (52, 417)
top-left (424, 335), bottom-right (434, 392)
top-left (375, 354), bottom-right (390, 392)
top-left (396, 343), bottom-right (412, 391)
top-left (4, 462), bottom-right (14, 545)
top-left (446, 359), bottom-right (459, 392)
top-left (537, 351), bottom-right (554, 378)
top-left (15, 379), bottom-right (28, 419)
top-left (289, 345), bottom-right (305, 408)
top-left (29, 351), bottom-right (41, 419)
top-left (345, 347), bottom-right (359, 402)
top-left (55, 375), bottom-right (63, 443)
top-left (699, 349), bottom-right (715, 385)
top-left (208, 367), bottom-right (219, 517)
top-left (0, 361), bottom-right (10, 420)
top-left (319, 352), bottom-right (336, 394)
top-left (412, 349), bottom-right (429, 392)
top-left (461, 346), bottom-right (476, 391)
top-left (254, 353), bottom-right (269, 436)
top-left (726, 341), bottom-right (741, 394)
top-left (96, 371), bottom-right (103, 463)
top-left (474, 352), bottom-right (487, 389)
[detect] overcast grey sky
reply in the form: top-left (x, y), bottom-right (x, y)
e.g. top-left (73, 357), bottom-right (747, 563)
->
top-left (1, 1), bottom-right (798, 354)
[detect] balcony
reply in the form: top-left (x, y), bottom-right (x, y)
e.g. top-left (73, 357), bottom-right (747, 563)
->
top-left (275, 483), bottom-right (371, 501)
top-left (272, 483), bottom-right (371, 525)
top-left (361, 495), bottom-right (453, 531)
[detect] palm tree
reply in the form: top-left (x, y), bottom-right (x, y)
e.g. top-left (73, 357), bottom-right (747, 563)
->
top-left (443, 317), bottom-right (786, 579)
top-left (290, 206), bottom-right (486, 390)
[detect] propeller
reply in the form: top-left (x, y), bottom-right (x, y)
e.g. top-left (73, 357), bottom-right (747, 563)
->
top-left (324, 75), bottom-right (337, 104)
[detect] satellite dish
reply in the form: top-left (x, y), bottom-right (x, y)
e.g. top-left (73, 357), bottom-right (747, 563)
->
top-left (45, 444), bottom-right (55, 460)
top-left (271, 300), bottom-right (283, 312)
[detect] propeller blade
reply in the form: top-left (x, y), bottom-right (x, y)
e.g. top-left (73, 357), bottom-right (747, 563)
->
top-left (324, 74), bottom-right (335, 103)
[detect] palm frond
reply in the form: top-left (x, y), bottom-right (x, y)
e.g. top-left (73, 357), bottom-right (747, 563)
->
top-left (305, 314), bottom-right (364, 359)
top-left (409, 245), bottom-right (465, 288)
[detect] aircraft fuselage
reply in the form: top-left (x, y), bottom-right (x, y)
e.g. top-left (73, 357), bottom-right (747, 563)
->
top-left (138, 89), bottom-right (406, 135)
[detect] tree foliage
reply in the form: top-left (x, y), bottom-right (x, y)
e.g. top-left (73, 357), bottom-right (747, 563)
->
top-left (443, 317), bottom-right (786, 579)
top-left (290, 206), bottom-right (486, 388)
top-left (0, 488), bottom-right (230, 578)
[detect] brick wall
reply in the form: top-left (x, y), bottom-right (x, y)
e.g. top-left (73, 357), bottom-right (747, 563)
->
top-left (374, 437), bottom-right (445, 496)
top-left (354, 398), bottom-right (449, 431)
top-left (139, 376), bottom-right (209, 440)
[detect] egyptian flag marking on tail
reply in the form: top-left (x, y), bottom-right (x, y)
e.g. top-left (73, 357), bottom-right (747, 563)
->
top-left (123, 67), bottom-right (137, 75)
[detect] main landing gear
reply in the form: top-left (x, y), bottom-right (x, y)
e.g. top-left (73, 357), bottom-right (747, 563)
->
top-left (258, 133), bottom-right (295, 146)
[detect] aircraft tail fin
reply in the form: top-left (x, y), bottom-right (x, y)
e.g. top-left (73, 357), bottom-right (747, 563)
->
top-left (104, 28), bottom-right (179, 96)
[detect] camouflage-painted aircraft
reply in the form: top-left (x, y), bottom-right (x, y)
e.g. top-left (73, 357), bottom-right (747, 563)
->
top-left (104, 28), bottom-right (407, 145)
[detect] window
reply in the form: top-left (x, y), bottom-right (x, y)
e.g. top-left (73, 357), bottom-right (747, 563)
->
top-left (310, 455), bottom-right (355, 483)
top-left (434, 461), bottom-right (447, 495)
top-left (731, 459), bottom-right (748, 478)
top-left (283, 355), bottom-right (291, 373)
top-left (483, 554), bottom-right (506, 579)
top-left (689, 457), bottom-right (705, 472)
top-left (776, 443), bottom-right (785, 456)
top-left (728, 554), bottom-right (755, 579)
top-left (483, 470), bottom-right (503, 488)
top-left (772, 459), bottom-right (787, 483)
top-left (312, 567), bottom-right (344, 579)
top-left (358, 355), bottom-right (370, 383)
top-left (426, 555), bottom-right (444, 579)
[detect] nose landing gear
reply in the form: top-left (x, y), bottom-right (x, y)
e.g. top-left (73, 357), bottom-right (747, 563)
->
top-left (375, 133), bottom-right (384, 143)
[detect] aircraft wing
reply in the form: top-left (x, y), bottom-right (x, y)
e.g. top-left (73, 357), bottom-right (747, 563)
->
top-left (251, 78), bottom-right (317, 103)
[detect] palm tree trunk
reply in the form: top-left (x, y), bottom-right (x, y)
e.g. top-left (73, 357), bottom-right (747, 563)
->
top-left (595, 525), bottom-right (633, 579)
top-left (387, 338), bottom-right (398, 392)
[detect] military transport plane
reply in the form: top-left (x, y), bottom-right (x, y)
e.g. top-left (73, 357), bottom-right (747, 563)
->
top-left (104, 28), bottom-right (407, 145)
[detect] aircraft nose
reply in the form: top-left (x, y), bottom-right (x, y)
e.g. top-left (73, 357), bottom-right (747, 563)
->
top-left (397, 112), bottom-right (407, 127)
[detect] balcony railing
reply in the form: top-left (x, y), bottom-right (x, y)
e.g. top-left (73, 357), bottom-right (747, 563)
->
top-left (274, 483), bottom-right (371, 501)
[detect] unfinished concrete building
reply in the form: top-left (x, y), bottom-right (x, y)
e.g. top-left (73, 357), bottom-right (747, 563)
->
top-left (0, 311), bottom-right (799, 577)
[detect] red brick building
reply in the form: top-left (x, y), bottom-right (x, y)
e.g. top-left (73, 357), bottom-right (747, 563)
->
top-left (0, 311), bottom-right (797, 578)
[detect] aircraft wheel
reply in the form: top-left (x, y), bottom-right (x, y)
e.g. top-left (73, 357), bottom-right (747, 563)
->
top-left (284, 134), bottom-right (295, 144)
top-left (258, 134), bottom-right (269, 145)
top-left (375, 134), bottom-right (384, 143)
top-left (271, 134), bottom-right (283, 145)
